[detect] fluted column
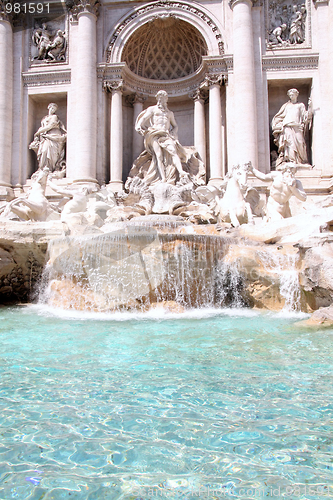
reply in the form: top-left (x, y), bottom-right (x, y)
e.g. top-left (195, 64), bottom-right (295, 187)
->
top-left (0, 14), bottom-right (13, 196)
top-left (69, 1), bottom-right (98, 182)
top-left (132, 94), bottom-right (145, 162)
top-left (230, 0), bottom-right (258, 168)
top-left (105, 81), bottom-right (123, 192)
top-left (207, 75), bottom-right (223, 186)
top-left (192, 89), bottom-right (206, 166)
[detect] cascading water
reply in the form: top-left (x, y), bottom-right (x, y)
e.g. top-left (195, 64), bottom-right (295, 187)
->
top-left (214, 261), bottom-right (247, 308)
top-left (39, 218), bottom-right (240, 312)
top-left (39, 218), bottom-right (304, 313)
top-left (257, 248), bottom-right (301, 312)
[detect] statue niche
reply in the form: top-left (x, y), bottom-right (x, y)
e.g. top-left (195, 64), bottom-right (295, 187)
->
top-left (125, 91), bottom-right (205, 215)
top-left (29, 103), bottom-right (67, 173)
top-left (272, 88), bottom-right (312, 168)
top-left (128, 91), bottom-right (205, 187)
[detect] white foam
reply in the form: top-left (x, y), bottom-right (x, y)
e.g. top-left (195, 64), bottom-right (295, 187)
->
top-left (269, 309), bottom-right (310, 320)
top-left (25, 303), bottom-right (261, 322)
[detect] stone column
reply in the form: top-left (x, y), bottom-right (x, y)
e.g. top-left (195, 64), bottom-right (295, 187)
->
top-left (230, 0), bottom-right (258, 168)
top-left (105, 81), bottom-right (124, 192)
top-left (192, 89), bottom-right (206, 166)
top-left (0, 13), bottom-right (13, 197)
top-left (132, 94), bottom-right (146, 162)
top-left (69, 0), bottom-right (99, 183)
top-left (207, 75), bottom-right (223, 186)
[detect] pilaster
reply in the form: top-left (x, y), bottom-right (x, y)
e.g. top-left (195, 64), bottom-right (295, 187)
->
top-left (0, 7), bottom-right (13, 197)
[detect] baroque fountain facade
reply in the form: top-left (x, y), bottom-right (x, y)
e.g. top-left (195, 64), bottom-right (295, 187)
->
top-left (1, 0), bottom-right (333, 319)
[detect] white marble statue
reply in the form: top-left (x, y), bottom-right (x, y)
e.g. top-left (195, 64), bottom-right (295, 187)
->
top-left (272, 88), bottom-right (312, 168)
top-left (217, 163), bottom-right (255, 227)
top-left (0, 167), bottom-right (57, 221)
top-left (129, 90), bottom-right (205, 187)
top-left (249, 162), bottom-right (307, 221)
top-left (29, 103), bottom-right (67, 172)
top-left (48, 178), bottom-right (116, 227)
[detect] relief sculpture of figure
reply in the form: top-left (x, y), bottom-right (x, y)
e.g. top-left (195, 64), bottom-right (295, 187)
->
top-left (128, 90), bottom-right (205, 187)
top-left (32, 23), bottom-right (51, 60)
top-left (29, 103), bottom-right (67, 172)
top-left (249, 162), bottom-right (307, 221)
top-left (32, 25), bottom-right (66, 62)
top-left (272, 88), bottom-right (312, 168)
top-left (268, 24), bottom-right (287, 46)
top-left (289, 4), bottom-right (306, 44)
top-left (45, 30), bottom-right (66, 61)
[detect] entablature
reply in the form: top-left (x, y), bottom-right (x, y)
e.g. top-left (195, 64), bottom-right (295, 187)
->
top-left (99, 55), bottom-right (230, 98)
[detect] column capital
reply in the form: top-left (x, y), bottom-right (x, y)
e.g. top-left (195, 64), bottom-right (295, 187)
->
top-left (189, 88), bottom-right (208, 103)
top-left (67, 0), bottom-right (100, 23)
top-left (0, 1), bottom-right (10, 23)
top-left (133, 93), bottom-right (147, 105)
top-left (0, 3), bottom-right (23, 25)
top-left (125, 93), bottom-right (147, 106)
top-left (204, 73), bottom-right (225, 88)
top-left (103, 80), bottom-right (123, 94)
top-left (229, 0), bottom-right (253, 9)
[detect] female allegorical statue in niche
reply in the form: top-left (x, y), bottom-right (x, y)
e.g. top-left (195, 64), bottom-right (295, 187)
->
top-left (29, 103), bottom-right (67, 172)
top-left (272, 88), bottom-right (312, 168)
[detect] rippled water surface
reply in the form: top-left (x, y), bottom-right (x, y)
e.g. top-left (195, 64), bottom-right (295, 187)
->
top-left (0, 305), bottom-right (333, 499)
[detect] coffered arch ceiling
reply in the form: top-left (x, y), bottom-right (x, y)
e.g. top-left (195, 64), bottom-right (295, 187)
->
top-left (105, 1), bottom-right (225, 65)
top-left (121, 16), bottom-right (208, 80)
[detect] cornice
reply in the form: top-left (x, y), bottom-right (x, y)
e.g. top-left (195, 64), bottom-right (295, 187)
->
top-left (22, 69), bottom-right (71, 87)
top-left (262, 53), bottom-right (319, 71)
top-left (203, 55), bottom-right (233, 72)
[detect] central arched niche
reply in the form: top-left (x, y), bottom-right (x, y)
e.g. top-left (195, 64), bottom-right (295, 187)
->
top-left (121, 16), bottom-right (208, 80)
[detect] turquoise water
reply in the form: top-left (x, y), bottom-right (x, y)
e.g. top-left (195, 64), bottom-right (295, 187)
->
top-left (0, 306), bottom-right (333, 499)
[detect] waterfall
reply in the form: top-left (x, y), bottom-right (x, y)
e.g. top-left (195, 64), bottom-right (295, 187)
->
top-left (39, 219), bottom-right (234, 312)
top-left (214, 261), bottom-right (247, 308)
top-left (38, 219), bottom-right (302, 313)
top-left (257, 249), bottom-right (301, 312)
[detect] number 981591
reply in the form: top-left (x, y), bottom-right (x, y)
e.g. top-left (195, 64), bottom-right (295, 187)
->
top-left (5, 2), bottom-right (50, 15)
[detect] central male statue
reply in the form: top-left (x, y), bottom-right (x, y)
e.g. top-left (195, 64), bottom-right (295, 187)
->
top-left (129, 90), bottom-right (205, 186)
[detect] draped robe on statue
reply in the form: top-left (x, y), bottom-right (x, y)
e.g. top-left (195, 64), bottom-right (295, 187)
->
top-left (29, 114), bottom-right (67, 171)
top-left (128, 111), bottom-right (205, 187)
top-left (272, 100), bottom-right (310, 167)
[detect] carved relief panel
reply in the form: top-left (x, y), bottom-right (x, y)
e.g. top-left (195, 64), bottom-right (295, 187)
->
top-left (266, 0), bottom-right (311, 49)
top-left (30, 15), bottom-right (67, 65)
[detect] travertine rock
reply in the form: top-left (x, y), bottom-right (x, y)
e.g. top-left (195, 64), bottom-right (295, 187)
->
top-left (0, 221), bottom-right (64, 302)
top-left (296, 305), bottom-right (333, 328)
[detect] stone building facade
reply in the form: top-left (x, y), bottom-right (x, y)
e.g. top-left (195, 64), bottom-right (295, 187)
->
top-left (0, 0), bottom-right (332, 196)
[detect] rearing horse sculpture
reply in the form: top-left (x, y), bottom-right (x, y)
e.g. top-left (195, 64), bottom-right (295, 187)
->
top-left (217, 163), bottom-right (255, 227)
top-left (0, 167), bottom-right (54, 221)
